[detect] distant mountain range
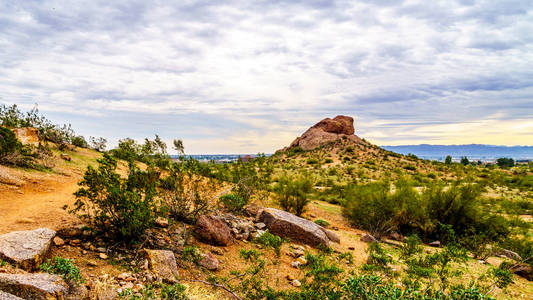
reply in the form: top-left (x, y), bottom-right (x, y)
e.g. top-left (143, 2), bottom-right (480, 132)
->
top-left (381, 144), bottom-right (533, 161)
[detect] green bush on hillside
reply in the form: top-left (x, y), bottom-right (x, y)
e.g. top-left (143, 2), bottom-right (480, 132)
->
top-left (274, 172), bottom-right (314, 216)
top-left (71, 154), bottom-right (158, 241)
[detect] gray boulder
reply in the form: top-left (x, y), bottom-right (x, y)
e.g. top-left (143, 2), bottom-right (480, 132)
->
top-left (0, 291), bottom-right (24, 300)
top-left (0, 228), bottom-right (56, 271)
top-left (143, 249), bottom-right (179, 283)
top-left (258, 208), bottom-right (331, 247)
top-left (0, 273), bottom-right (68, 300)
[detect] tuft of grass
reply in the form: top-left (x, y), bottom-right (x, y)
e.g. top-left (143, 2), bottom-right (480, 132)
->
top-left (39, 256), bottom-right (84, 285)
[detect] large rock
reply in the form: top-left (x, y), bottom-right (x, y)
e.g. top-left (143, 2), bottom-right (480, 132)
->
top-left (0, 228), bottom-right (56, 271)
top-left (11, 127), bottom-right (40, 147)
top-left (194, 215), bottom-right (233, 246)
top-left (510, 263), bottom-right (532, 281)
top-left (143, 249), bottom-right (179, 283)
top-left (0, 291), bottom-right (24, 300)
top-left (288, 115), bottom-right (362, 151)
top-left (0, 273), bottom-right (68, 300)
top-left (258, 208), bottom-right (331, 247)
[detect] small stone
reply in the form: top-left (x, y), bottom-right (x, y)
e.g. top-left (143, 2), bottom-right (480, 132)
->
top-left (293, 249), bottom-right (305, 257)
top-left (348, 246), bottom-right (355, 250)
top-left (291, 279), bottom-right (301, 287)
top-left (428, 241), bottom-right (441, 247)
top-left (99, 253), bottom-right (108, 259)
top-left (297, 257), bottom-right (307, 266)
top-left (361, 234), bottom-right (378, 243)
top-left (87, 260), bottom-right (98, 267)
top-left (53, 236), bottom-right (65, 246)
top-left (210, 248), bottom-right (224, 256)
top-left (155, 217), bottom-right (169, 228)
top-left (254, 223), bottom-right (266, 230)
top-left (70, 239), bottom-right (81, 245)
top-left (96, 247), bottom-right (107, 253)
top-left (286, 274), bottom-right (295, 281)
top-left (123, 282), bottom-right (134, 289)
top-left (198, 253), bottom-right (219, 271)
top-left (117, 273), bottom-right (132, 280)
top-left (291, 261), bottom-right (300, 268)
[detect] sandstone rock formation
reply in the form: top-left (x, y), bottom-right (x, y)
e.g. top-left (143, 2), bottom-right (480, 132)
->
top-left (288, 115), bottom-right (362, 151)
top-left (143, 249), bottom-right (179, 283)
top-left (0, 228), bottom-right (56, 271)
top-left (258, 208), bottom-right (339, 247)
top-left (11, 128), bottom-right (40, 147)
top-left (194, 215), bottom-right (233, 246)
top-left (0, 291), bottom-right (24, 300)
top-left (0, 273), bottom-right (68, 300)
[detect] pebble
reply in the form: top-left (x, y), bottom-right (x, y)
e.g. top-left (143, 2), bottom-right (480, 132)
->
top-left (53, 236), bottom-right (65, 246)
top-left (291, 261), bottom-right (300, 268)
top-left (291, 279), bottom-right (301, 287)
top-left (99, 253), bottom-right (108, 259)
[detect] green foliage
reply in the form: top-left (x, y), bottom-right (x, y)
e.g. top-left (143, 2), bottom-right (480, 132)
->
top-left (400, 234), bottom-right (423, 258)
top-left (461, 156), bottom-right (470, 165)
top-left (496, 157), bottom-right (515, 168)
top-left (71, 154), bottom-right (158, 241)
top-left (274, 172), bottom-right (314, 216)
top-left (71, 135), bottom-right (89, 148)
top-left (254, 230), bottom-right (284, 256)
top-left (219, 193), bottom-right (247, 213)
top-left (160, 283), bottom-right (189, 300)
top-left (39, 257), bottom-right (84, 285)
top-left (365, 242), bottom-right (392, 270)
top-left (182, 246), bottom-right (202, 263)
top-left (445, 155), bottom-right (452, 165)
top-left (314, 219), bottom-right (330, 228)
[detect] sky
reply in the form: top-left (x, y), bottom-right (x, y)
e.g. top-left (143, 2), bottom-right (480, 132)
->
top-left (1, 0), bottom-right (532, 154)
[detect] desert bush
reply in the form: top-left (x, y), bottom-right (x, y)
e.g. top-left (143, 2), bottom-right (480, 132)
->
top-left (254, 230), bottom-right (284, 256)
top-left (89, 136), bottom-right (107, 152)
top-left (71, 154), bottom-right (158, 241)
top-left (0, 127), bottom-right (36, 167)
top-left (274, 172), bottom-right (314, 216)
top-left (160, 283), bottom-right (189, 300)
top-left (218, 193), bottom-right (247, 213)
top-left (71, 135), bottom-right (89, 148)
top-left (314, 219), bottom-right (330, 227)
top-left (40, 256), bottom-right (84, 285)
top-left (159, 162), bottom-right (217, 223)
top-left (496, 157), bottom-right (515, 168)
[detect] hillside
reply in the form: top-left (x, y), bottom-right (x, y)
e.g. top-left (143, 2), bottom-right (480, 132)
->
top-left (0, 112), bottom-right (532, 300)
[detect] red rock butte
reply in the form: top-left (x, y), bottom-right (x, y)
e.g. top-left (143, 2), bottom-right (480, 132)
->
top-left (288, 115), bottom-right (363, 151)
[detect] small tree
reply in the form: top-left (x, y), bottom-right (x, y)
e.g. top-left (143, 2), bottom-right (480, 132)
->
top-left (444, 155), bottom-right (452, 165)
top-left (89, 136), bottom-right (107, 152)
top-left (496, 157), bottom-right (514, 168)
top-left (274, 173), bottom-right (314, 216)
top-left (460, 156), bottom-right (470, 165)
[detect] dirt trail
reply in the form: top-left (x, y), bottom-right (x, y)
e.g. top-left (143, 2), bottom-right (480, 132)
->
top-left (0, 170), bottom-right (82, 234)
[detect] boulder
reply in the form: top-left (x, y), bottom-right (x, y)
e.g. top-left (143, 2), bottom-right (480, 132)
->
top-left (143, 249), bottom-right (179, 283)
top-left (11, 127), bottom-right (40, 147)
top-left (319, 228), bottom-right (340, 243)
top-left (428, 241), bottom-right (441, 247)
top-left (510, 263), bottom-right (532, 281)
top-left (361, 234), bottom-right (378, 243)
top-left (258, 208), bottom-right (330, 247)
top-left (288, 115), bottom-right (362, 151)
top-left (0, 291), bottom-right (24, 300)
top-left (198, 253), bottom-right (219, 271)
top-left (0, 273), bottom-right (68, 300)
top-left (56, 226), bottom-right (84, 239)
top-left (0, 228), bottom-right (56, 271)
top-left (494, 248), bottom-right (522, 261)
top-left (60, 154), bottom-right (71, 161)
top-left (194, 215), bottom-right (233, 246)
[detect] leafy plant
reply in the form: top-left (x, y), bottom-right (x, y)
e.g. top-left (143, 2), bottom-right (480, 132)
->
top-left (40, 256), bottom-right (84, 285)
top-left (274, 172), bottom-right (314, 216)
top-left (254, 230), bottom-right (284, 256)
top-left (219, 193), bottom-right (247, 213)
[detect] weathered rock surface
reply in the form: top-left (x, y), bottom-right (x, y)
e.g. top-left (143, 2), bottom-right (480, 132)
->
top-left (198, 253), bottom-right (219, 271)
top-left (143, 249), bottom-right (179, 283)
top-left (319, 227), bottom-right (340, 244)
top-left (0, 273), bottom-right (68, 300)
top-left (258, 208), bottom-right (331, 247)
top-left (361, 234), bottom-right (378, 243)
top-left (288, 115), bottom-right (362, 151)
top-left (510, 263), bottom-right (532, 281)
top-left (194, 215), bottom-right (233, 246)
top-left (11, 127), bottom-right (40, 147)
top-left (494, 248), bottom-right (522, 261)
top-left (0, 291), bottom-right (24, 300)
top-left (0, 228), bottom-right (56, 271)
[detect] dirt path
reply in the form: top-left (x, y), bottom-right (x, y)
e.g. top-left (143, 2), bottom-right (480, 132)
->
top-left (0, 170), bottom-right (82, 234)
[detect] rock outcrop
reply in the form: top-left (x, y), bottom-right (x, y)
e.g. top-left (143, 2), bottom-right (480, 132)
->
top-left (0, 291), bottom-right (24, 300)
top-left (258, 208), bottom-right (339, 247)
top-left (0, 228), bottom-right (56, 271)
top-left (194, 215), bottom-right (233, 246)
top-left (0, 273), bottom-right (68, 300)
top-left (288, 115), bottom-right (361, 151)
top-left (510, 263), bottom-right (532, 281)
top-left (11, 127), bottom-right (40, 147)
top-left (143, 249), bottom-right (179, 283)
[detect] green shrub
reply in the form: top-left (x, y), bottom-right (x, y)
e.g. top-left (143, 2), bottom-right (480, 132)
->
top-left (161, 283), bottom-right (189, 300)
top-left (71, 135), bottom-right (89, 148)
top-left (71, 154), bottom-right (158, 241)
top-left (274, 173), bottom-right (314, 216)
top-left (254, 230), bottom-right (284, 256)
top-left (324, 158), bottom-right (333, 164)
top-left (182, 246), bottom-right (202, 263)
top-left (314, 219), bottom-right (330, 228)
top-left (219, 193), bottom-right (247, 213)
top-left (40, 257), bottom-right (84, 285)
top-left (306, 158), bottom-right (318, 165)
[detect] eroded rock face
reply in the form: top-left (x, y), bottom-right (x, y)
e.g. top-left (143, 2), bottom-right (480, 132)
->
top-left (0, 273), bottom-right (68, 300)
top-left (0, 291), bottom-right (24, 300)
top-left (194, 215), bottom-right (233, 246)
top-left (0, 228), bottom-right (56, 271)
top-left (11, 127), bottom-right (40, 147)
top-left (289, 115), bottom-right (361, 151)
top-left (143, 249), bottom-right (179, 283)
top-left (510, 263), bottom-right (532, 281)
top-left (258, 208), bottom-right (332, 247)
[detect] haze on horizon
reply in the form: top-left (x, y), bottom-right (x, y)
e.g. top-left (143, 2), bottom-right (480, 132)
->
top-left (1, 1), bottom-right (532, 154)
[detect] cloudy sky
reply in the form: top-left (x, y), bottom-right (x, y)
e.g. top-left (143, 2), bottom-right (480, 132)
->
top-left (1, 0), bottom-right (532, 154)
